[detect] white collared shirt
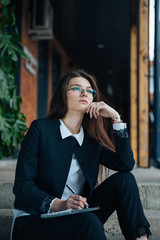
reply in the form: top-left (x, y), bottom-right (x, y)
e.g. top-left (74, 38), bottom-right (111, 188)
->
top-left (59, 119), bottom-right (86, 200)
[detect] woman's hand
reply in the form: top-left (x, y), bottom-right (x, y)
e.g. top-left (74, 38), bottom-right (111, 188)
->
top-left (50, 195), bottom-right (88, 212)
top-left (87, 101), bottom-right (120, 121)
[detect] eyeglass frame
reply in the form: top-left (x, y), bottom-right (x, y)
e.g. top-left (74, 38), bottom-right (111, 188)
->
top-left (66, 86), bottom-right (97, 98)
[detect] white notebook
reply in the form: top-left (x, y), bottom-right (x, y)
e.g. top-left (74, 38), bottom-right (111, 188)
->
top-left (41, 206), bottom-right (100, 219)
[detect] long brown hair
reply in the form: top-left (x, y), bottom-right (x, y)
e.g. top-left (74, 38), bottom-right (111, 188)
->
top-left (47, 70), bottom-right (115, 151)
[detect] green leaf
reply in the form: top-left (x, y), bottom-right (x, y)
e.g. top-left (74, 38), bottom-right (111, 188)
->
top-left (2, 6), bottom-right (9, 17)
top-left (0, 45), bottom-right (7, 57)
top-left (0, 75), bottom-right (10, 101)
top-left (0, 42), bottom-right (5, 48)
top-left (0, 0), bottom-right (27, 159)
top-left (10, 49), bottom-right (18, 62)
top-left (2, 0), bottom-right (10, 7)
top-left (0, 114), bottom-right (11, 138)
top-left (11, 7), bottom-right (16, 26)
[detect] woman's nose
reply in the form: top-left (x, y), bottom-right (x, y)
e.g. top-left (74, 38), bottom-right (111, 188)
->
top-left (80, 89), bottom-right (88, 97)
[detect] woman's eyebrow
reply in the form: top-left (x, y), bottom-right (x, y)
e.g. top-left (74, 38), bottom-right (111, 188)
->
top-left (70, 84), bottom-right (92, 88)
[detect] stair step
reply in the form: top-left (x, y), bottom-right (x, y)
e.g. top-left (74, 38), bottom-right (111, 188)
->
top-left (138, 182), bottom-right (160, 210)
top-left (104, 209), bottom-right (160, 240)
top-left (0, 209), bottom-right (12, 240)
top-left (1, 181), bottom-right (160, 210)
top-left (0, 182), bottom-right (14, 209)
top-left (0, 209), bottom-right (159, 240)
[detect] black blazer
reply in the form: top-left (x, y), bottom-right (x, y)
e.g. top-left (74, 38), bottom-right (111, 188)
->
top-left (13, 118), bottom-right (135, 214)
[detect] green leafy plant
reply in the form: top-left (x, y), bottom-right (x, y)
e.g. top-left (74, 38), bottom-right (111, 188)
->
top-left (0, 0), bottom-right (28, 159)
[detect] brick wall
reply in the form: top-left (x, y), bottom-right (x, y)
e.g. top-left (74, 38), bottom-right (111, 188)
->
top-left (20, 0), bottom-right (38, 128)
top-left (20, 1), bottom-right (72, 127)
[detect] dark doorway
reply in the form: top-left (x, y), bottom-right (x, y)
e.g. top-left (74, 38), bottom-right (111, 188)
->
top-left (37, 41), bottom-right (49, 118)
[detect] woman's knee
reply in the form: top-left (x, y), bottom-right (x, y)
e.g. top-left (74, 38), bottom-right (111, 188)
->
top-left (113, 171), bottom-right (136, 185)
top-left (107, 172), bottom-right (138, 195)
top-left (115, 172), bottom-right (140, 198)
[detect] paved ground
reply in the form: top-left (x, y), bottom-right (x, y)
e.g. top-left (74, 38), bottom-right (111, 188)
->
top-left (108, 165), bottom-right (160, 183)
top-left (132, 165), bottom-right (160, 183)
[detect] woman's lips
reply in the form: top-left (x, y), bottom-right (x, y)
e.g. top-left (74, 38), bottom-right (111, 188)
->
top-left (79, 100), bottom-right (88, 104)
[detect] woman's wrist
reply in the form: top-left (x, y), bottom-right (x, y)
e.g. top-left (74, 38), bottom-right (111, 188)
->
top-left (50, 198), bottom-right (64, 212)
top-left (111, 115), bottom-right (122, 123)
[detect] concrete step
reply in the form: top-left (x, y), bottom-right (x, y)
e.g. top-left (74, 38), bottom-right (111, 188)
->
top-left (0, 209), bottom-right (159, 240)
top-left (0, 181), bottom-right (160, 210)
top-left (0, 183), bottom-right (14, 209)
top-left (138, 182), bottom-right (160, 210)
top-left (104, 210), bottom-right (160, 240)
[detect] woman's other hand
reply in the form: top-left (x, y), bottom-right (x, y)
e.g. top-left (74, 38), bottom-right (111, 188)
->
top-left (87, 101), bottom-right (120, 121)
top-left (50, 195), bottom-right (88, 212)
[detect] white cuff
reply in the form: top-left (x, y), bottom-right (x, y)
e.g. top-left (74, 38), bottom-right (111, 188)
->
top-left (113, 123), bottom-right (127, 130)
top-left (48, 198), bottom-right (57, 213)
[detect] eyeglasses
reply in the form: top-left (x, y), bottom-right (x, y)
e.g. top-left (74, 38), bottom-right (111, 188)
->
top-left (67, 86), bottom-right (97, 98)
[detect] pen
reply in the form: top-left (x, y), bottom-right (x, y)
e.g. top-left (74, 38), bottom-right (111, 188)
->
top-left (66, 184), bottom-right (76, 194)
top-left (66, 184), bottom-right (89, 208)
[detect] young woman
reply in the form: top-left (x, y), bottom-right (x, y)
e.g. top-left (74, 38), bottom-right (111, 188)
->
top-left (12, 70), bottom-right (151, 240)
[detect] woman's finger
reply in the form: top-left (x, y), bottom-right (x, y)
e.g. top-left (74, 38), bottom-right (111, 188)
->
top-left (92, 105), bottom-right (97, 118)
top-left (92, 105), bottom-right (100, 119)
top-left (88, 103), bottom-right (98, 118)
top-left (89, 105), bottom-right (94, 118)
top-left (87, 102), bottom-right (97, 114)
top-left (95, 103), bottom-right (101, 118)
top-left (72, 200), bottom-right (84, 209)
top-left (96, 107), bottom-right (100, 118)
top-left (68, 195), bottom-right (88, 209)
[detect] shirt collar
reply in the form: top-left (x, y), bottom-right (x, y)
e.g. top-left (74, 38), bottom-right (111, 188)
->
top-left (59, 119), bottom-right (84, 146)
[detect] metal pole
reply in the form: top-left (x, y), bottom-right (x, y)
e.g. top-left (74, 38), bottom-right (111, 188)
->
top-left (154, 0), bottom-right (160, 166)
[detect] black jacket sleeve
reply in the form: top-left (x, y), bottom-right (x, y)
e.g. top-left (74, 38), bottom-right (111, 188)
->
top-left (100, 132), bottom-right (135, 172)
top-left (13, 120), bottom-right (54, 214)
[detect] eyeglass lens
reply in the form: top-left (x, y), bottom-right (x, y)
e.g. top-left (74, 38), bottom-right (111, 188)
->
top-left (73, 88), bottom-right (96, 98)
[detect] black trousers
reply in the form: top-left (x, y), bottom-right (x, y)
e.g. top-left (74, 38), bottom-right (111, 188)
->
top-left (12, 172), bottom-right (151, 240)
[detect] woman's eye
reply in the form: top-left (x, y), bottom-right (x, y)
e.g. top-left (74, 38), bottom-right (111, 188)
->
top-left (73, 87), bottom-right (81, 91)
top-left (87, 89), bottom-right (93, 94)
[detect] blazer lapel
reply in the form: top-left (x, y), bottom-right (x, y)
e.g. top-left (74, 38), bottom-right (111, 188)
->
top-left (45, 120), bottom-right (81, 197)
top-left (74, 132), bottom-right (100, 199)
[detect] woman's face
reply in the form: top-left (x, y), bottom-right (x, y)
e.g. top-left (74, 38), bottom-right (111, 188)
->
top-left (66, 77), bottom-right (94, 114)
